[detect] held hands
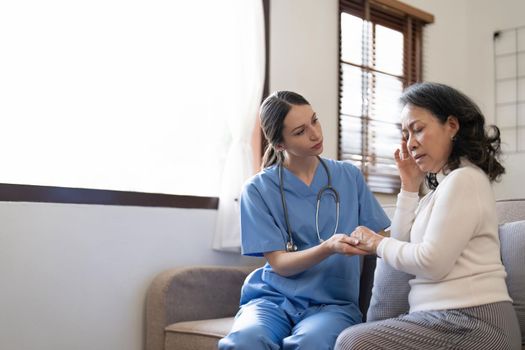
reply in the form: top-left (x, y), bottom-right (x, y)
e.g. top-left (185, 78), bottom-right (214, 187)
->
top-left (394, 140), bottom-right (425, 192)
top-left (322, 233), bottom-right (368, 256)
top-left (348, 226), bottom-right (385, 254)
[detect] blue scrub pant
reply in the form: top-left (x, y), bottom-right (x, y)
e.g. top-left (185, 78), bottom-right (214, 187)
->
top-left (218, 298), bottom-right (360, 350)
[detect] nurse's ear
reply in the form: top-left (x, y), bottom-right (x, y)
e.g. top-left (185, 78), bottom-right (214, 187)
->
top-left (274, 143), bottom-right (286, 151)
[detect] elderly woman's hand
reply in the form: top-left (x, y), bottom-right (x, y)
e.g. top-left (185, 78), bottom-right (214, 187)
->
top-left (322, 233), bottom-right (368, 256)
top-left (350, 226), bottom-right (385, 254)
top-left (395, 140), bottom-right (425, 192)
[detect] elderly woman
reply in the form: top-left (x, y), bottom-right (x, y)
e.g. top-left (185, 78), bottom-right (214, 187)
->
top-left (337, 82), bottom-right (521, 350)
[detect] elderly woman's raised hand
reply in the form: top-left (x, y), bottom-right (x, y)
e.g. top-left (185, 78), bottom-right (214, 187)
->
top-left (394, 140), bottom-right (425, 192)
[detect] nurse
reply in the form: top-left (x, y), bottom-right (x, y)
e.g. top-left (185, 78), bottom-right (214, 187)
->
top-left (218, 91), bottom-right (390, 350)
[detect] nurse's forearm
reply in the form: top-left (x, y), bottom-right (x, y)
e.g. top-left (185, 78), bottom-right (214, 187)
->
top-left (264, 245), bottom-right (332, 277)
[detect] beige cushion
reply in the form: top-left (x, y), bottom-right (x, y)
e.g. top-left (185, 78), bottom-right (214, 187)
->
top-left (496, 199), bottom-right (525, 224)
top-left (165, 317), bottom-right (234, 350)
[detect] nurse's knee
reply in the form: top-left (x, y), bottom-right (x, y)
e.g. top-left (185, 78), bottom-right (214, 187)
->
top-left (334, 324), bottom-right (371, 350)
top-left (284, 331), bottom-right (339, 350)
top-left (219, 327), bottom-right (279, 350)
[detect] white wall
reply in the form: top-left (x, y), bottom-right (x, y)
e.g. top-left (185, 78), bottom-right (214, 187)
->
top-left (0, 202), bottom-right (259, 350)
top-left (463, 0), bottom-right (525, 199)
top-left (403, 0), bottom-right (470, 91)
top-left (2, 1), bottom-right (525, 350)
top-left (270, 0), bottom-right (340, 159)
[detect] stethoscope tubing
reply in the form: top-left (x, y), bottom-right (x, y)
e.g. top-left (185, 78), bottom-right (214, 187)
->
top-left (278, 156), bottom-right (340, 252)
top-left (315, 186), bottom-right (340, 242)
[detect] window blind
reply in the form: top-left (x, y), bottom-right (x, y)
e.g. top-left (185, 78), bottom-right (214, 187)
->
top-left (339, 0), bottom-right (433, 193)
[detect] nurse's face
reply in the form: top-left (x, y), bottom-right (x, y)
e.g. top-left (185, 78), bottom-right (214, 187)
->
top-left (401, 104), bottom-right (459, 173)
top-left (278, 103), bottom-right (323, 158)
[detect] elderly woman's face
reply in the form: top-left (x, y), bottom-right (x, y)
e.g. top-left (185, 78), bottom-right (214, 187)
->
top-left (401, 104), bottom-right (459, 173)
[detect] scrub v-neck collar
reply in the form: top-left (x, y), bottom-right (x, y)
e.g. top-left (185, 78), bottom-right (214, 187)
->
top-left (280, 159), bottom-right (326, 198)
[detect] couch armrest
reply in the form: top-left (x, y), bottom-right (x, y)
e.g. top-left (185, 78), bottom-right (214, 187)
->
top-left (145, 265), bottom-right (255, 350)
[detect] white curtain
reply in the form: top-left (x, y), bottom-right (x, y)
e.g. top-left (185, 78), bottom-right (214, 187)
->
top-left (213, 0), bottom-right (265, 252)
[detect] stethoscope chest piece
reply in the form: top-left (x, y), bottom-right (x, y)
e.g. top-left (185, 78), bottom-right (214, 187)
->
top-left (286, 241), bottom-right (298, 252)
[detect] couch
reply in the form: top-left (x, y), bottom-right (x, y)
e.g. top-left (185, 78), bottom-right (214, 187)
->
top-left (145, 199), bottom-right (525, 350)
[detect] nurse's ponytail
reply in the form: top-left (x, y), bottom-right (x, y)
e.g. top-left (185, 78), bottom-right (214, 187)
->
top-left (261, 145), bottom-right (279, 169)
top-left (259, 91), bottom-right (310, 169)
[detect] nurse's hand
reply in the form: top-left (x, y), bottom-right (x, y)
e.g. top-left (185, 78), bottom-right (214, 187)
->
top-left (322, 233), bottom-right (369, 256)
top-left (348, 226), bottom-right (384, 254)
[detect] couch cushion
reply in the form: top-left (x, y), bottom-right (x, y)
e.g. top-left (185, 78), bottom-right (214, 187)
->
top-left (366, 257), bottom-right (412, 321)
top-left (165, 317), bottom-right (234, 350)
top-left (499, 220), bottom-right (525, 345)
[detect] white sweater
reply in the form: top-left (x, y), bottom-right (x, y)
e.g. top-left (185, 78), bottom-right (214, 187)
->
top-left (377, 161), bottom-right (511, 312)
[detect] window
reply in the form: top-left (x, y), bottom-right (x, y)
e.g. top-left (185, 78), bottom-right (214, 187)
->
top-left (339, 0), bottom-right (433, 193)
top-left (0, 0), bottom-right (269, 207)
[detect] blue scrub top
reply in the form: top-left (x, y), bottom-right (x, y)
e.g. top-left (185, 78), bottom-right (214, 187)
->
top-left (239, 158), bottom-right (390, 318)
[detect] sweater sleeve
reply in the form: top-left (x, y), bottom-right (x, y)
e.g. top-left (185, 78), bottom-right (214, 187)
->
top-left (378, 169), bottom-right (485, 280)
top-left (388, 189), bottom-right (419, 241)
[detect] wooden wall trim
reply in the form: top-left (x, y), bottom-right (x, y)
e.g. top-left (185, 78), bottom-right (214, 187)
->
top-left (372, 0), bottom-right (434, 23)
top-left (0, 183), bottom-right (219, 209)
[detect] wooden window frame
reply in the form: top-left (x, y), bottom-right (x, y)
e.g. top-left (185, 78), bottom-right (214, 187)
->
top-left (0, 0), bottom-right (270, 209)
top-left (338, 0), bottom-right (433, 193)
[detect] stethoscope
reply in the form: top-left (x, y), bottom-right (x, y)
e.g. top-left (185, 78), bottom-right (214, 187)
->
top-left (278, 156), bottom-right (340, 252)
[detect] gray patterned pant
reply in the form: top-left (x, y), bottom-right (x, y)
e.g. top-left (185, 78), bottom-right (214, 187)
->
top-left (335, 301), bottom-right (521, 350)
